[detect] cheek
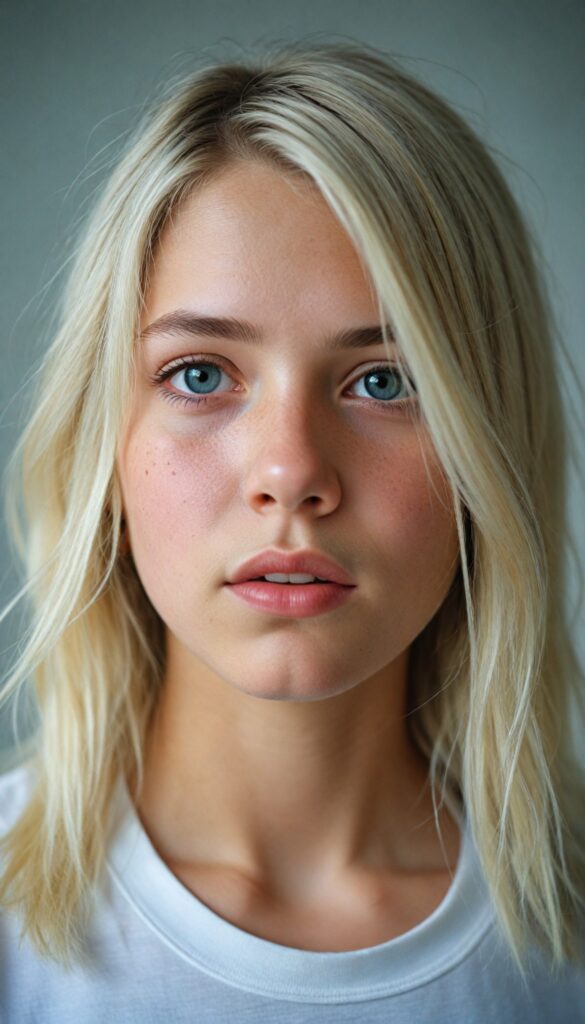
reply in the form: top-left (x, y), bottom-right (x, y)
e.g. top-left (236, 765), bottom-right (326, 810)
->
top-left (118, 429), bottom-right (231, 592)
top-left (365, 438), bottom-right (459, 588)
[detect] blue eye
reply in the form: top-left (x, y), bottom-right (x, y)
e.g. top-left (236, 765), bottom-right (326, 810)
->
top-left (351, 365), bottom-right (412, 404)
top-left (180, 362), bottom-right (224, 396)
top-left (151, 359), bottom-right (235, 407)
top-left (150, 357), bottom-right (417, 412)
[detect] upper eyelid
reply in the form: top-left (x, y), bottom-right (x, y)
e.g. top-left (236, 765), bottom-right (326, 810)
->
top-left (155, 353), bottom-right (409, 380)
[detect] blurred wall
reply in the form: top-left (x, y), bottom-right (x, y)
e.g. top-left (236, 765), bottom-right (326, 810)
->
top-left (1, 0), bottom-right (583, 768)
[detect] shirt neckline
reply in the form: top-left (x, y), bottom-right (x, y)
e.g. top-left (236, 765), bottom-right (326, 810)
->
top-left (106, 772), bottom-right (496, 1004)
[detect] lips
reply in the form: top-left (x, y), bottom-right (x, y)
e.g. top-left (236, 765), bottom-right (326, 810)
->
top-left (227, 548), bottom-right (355, 586)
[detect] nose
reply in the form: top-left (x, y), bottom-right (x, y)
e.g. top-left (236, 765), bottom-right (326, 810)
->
top-left (242, 397), bottom-right (342, 519)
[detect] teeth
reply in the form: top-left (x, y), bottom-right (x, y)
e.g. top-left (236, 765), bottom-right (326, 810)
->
top-left (263, 573), bottom-right (323, 584)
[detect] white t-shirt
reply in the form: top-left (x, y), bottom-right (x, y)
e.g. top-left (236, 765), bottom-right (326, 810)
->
top-left (0, 760), bottom-right (584, 1023)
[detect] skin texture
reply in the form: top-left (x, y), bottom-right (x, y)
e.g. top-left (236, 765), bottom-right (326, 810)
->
top-left (116, 159), bottom-right (462, 949)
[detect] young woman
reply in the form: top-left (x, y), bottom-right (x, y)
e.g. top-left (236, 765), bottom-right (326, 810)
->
top-left (0, 39), bottom-right (584, 1021)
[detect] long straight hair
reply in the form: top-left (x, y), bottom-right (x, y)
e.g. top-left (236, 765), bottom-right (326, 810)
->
top-left (1, 39), bottom-right (584, 981)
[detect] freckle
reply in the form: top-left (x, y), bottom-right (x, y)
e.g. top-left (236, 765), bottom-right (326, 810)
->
top-left (145, 470), bottom-right (149, 476)
top-left (172, 470), bottom-right (176, 476)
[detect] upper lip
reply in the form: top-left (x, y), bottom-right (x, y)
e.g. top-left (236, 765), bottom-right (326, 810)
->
top-left (227, 548), bottom-right (356, 586)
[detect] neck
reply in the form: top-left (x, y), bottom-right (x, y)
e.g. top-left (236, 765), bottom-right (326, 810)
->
top-left (129, 638), bottom-right (459, 905)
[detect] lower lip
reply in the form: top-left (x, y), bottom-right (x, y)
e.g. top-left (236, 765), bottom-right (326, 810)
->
top-left (225, 581), bottom-right (356, 618)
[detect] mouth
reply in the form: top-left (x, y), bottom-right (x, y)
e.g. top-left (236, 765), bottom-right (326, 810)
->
top-left (247, 576), bottom-right (335, 584)
top-left (224, 576), bottom-right (356, 618)
top-left (228, 548), bottom-right (355, 587)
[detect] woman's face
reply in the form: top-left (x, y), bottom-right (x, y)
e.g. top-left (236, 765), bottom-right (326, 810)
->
top-left (116, 159), bottom-right (460, 701)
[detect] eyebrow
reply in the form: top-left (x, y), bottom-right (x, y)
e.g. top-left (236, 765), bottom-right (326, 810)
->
top-left (139, 309), bottom-right (396, 350)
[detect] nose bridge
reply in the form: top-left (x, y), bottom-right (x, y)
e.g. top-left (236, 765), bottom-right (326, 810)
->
top-left (242, 370), bottom-right (341, 515)
top-left (254, 359), bottom-right (327, 443)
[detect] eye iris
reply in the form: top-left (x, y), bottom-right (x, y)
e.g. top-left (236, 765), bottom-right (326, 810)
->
top-left (184, 364), bottom-right (220, 395)
top-left (365, 369), bottom-right (401, 401)
top-left (175, 364), bottom-right (408, 402)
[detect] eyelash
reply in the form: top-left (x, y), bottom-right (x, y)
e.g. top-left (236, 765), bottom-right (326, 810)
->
top-left (149, 356), bottom-right (417, 413)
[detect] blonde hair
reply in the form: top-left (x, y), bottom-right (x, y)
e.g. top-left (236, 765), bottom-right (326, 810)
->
top-left (1, 38), bottom-right (584, 983)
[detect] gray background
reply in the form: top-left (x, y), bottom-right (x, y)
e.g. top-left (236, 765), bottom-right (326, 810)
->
top-left (1, 0), bottom-right (583, 767)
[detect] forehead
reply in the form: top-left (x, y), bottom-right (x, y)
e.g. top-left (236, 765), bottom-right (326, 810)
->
top-left (143, 160), bottom-right (380, 329)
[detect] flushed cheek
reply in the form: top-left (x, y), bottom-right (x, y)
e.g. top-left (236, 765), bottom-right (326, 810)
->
top-left (119, 430), bottom-right (232, 596)
top-left (366, 444), bottom-right (458, 586)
